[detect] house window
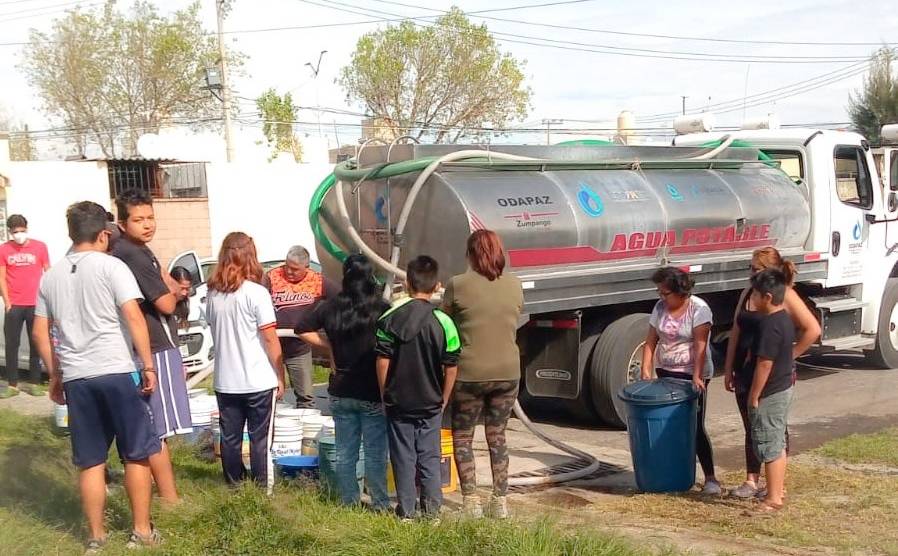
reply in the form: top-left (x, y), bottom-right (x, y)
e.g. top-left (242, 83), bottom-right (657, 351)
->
top-left (833, 146), bottom-right (873, 209)
top-left (107, 161), bottom-right (207, 199)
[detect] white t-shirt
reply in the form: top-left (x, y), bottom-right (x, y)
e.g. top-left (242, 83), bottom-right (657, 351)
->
top-left (206, 280), bottom-right (278, 394)
top-left (36, 251), bottom-right (143, 382)
top-left (649, 295), bottom-right (714, 379)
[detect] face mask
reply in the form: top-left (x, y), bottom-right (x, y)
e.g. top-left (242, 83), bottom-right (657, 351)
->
top-left (12, 232), bottom-right (27, 245)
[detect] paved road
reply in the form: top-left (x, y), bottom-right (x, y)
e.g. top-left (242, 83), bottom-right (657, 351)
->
top-left (493, 351), bottom-right (898, 488)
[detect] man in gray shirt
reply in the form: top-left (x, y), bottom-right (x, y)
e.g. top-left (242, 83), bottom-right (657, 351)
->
top-left (32, 201), bottom-right (162, 551)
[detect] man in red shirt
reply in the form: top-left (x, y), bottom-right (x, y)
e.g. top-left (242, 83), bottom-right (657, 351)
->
top-left (0, 214), bottom-right (50, 397)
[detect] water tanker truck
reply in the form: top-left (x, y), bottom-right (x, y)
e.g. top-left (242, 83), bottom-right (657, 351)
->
top-left (311, 127), bottom-right (898, 427)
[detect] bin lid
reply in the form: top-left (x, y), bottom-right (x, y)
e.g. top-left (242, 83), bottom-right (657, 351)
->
top-left (618, 378), bottom-right (698, 405)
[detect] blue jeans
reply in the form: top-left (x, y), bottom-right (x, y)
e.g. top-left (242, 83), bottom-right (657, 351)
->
top-left (330, 396), bottom-right (389, 509)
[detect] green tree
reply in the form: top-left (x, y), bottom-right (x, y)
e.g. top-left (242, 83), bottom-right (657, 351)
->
top-left (21, 1), bottom-right (238, 157)
top-left (848, 48), bottom-right (898, 144)
top-left (340, 7), bottom-right (531, 143)
top-left (256, 89), bottom-right (303, 162)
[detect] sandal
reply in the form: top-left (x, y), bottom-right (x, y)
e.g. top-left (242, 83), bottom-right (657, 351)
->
top-left (743, 501), bottom-right (783, 517)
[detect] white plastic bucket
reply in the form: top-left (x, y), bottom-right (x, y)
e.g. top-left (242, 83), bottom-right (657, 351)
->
top-left (53, 403), bottom-right (68, 429)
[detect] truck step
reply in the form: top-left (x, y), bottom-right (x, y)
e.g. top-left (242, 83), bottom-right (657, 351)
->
top-left (811, 295), bottom-right (867, 313)
top-left (819, 334), bottom-right (875, 351)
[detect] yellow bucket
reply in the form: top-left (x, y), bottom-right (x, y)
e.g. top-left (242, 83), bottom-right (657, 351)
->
top-left (386, 428), bottom-right (457, 495)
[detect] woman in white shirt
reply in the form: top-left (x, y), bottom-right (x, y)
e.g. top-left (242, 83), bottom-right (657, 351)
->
top-left (642, 266), bottom-right (720, 495)
top-left (206, 232), bottom-right (285, 491)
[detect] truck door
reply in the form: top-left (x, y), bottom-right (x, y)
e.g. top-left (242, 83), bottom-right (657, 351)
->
top-left (827, 145), bottom-right (876, 286)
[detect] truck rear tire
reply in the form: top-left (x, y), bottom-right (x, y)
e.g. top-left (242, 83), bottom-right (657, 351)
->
top-left (589, 313), bottom-right (650, 428)
top-left (867, 278), bottom-right (898, 369)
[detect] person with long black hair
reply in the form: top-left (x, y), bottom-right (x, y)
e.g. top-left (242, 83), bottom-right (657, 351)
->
top-left (297, 254), bottom-right (391, 510)
top-left (169, 266), bottom-right (193, 329)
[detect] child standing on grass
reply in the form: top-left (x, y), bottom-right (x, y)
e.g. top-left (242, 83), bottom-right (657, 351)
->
top-left (747, 269), bottom-right (796, 513)
top-left (376, 256), bottom-right (460, 519)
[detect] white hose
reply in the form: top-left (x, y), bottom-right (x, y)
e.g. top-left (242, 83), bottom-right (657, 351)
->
top-left (690, 134), bottom-right (734, 160)
top-left (508, 400), bottom-right (601, 486)
top-left (334, 150), bottom-right (540, 288)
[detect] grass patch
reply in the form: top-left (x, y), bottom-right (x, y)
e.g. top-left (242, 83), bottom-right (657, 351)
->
top-left (312, 364), bottom-right (330, 385)
top-left (601, 427), bottom-right (898, 555)
top-left (0, 409), bottom-right (659, 555)
top-left (815, 427), bottom-right (898, 468)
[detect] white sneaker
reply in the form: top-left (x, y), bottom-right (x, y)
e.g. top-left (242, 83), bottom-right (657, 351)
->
top-left (488, 495), bottom-right (509, 519)
top-left (462, 494), bottom-right (483, 518)
top-left (701, 480), bottom-right (722, 496)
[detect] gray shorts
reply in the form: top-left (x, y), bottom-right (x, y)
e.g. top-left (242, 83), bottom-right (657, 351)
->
top-left (749, 387), bottom-right (793, 463)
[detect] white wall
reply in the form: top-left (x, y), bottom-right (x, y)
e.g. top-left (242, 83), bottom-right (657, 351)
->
top-left (2, 161), bottom-right (110, 263)
top-left (206, 161), bottom-right (333, 264)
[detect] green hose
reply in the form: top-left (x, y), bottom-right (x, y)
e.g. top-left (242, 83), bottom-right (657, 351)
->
top-left (308, 173), bottom-right (347, 263)
top-left (699, 139), bottom-right (774, 161)
top-left (556, 139), bottom-right (614, 146)
top-left (309, 157), bottom-right (442, 264)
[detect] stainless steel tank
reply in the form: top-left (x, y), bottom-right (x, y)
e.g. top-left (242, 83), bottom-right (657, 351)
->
top-left (317, 145), bottom-right (811, 286)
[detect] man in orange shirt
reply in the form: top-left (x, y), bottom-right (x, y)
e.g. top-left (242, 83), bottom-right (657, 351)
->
top-left (264, 246), bottom-right (337, 408)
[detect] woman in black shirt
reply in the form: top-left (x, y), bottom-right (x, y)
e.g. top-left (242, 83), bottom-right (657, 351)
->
top-left (723, 247), bottom-right (820, 498)
top-left (296, 254), bottom-right (390, 510)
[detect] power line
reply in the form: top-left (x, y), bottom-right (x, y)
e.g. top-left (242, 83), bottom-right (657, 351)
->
top-left (301, 0), bottom-right (873, 63)
top-left (638, 63), bottom-right (872, 123)
top-left (0, 0), bottom-right (99, 24)
top-left (635, 60), bottom-right (874, 122)
top-left (367, 0), bottom-right (896, 48)
top-left (0, 0), bottom-right (63, 5)
top-left (0, 0), bottom-right (596, 46)
top-left (0, 0), bottom-right (89, 17)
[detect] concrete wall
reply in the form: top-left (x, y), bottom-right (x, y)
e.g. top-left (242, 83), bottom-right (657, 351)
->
top-left (148, 199), bottom-right (212, 269)
top-left (206, 161), bottom-right (332, 264)
top-left (0, 159), bottom-right (333, 270)
top-left (1, 161), bottom-right (110, 263)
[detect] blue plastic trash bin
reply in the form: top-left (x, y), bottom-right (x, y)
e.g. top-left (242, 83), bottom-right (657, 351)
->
top-left (618, 378), bottom-right (699, 492)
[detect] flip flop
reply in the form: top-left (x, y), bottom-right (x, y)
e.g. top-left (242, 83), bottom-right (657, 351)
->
top-left (743, 501), bottom-right (783, 517)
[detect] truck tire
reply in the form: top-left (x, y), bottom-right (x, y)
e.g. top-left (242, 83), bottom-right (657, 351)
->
top-left (589, 313), bottom-right (650, 428)
top-left (867, 278), bottom-right (898, 369)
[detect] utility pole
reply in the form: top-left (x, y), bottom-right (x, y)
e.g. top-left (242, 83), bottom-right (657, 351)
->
top-left (216, 0), bottom-right (235, 162)
top-left (681, 96), bottom-right (688, 115)
top-left (541, 118), bottom-right (563, 145)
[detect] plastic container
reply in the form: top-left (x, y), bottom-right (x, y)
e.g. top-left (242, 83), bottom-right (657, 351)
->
top-left (386, 429), bottom-right (457, 495)
top-left (318, 435), bottom-right (364, 499)
top-left (276, 455), bottom-right (320, 480)
top-left (440, 428), bottom-right (457, 493)
top-left (53, 403), bottom-right (69, 429)
top-left (618, 378), bottom-right (699, 493)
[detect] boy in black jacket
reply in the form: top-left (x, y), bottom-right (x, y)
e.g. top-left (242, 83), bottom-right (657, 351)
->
top-left (376, 256), bottom-right (460, 519)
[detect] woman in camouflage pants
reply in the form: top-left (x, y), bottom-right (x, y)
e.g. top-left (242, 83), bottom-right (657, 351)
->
top-left (442, 230), bottom-right (523, 519)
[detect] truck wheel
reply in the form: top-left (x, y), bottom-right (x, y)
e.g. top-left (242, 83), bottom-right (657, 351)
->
top-left (867, 278), bottom-right (898, 369)
top-left (589, 313), bottom-right (650, 428)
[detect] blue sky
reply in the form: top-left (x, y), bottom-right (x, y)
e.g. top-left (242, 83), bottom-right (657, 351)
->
top-left (1, 0), bottom-right (896, 148)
